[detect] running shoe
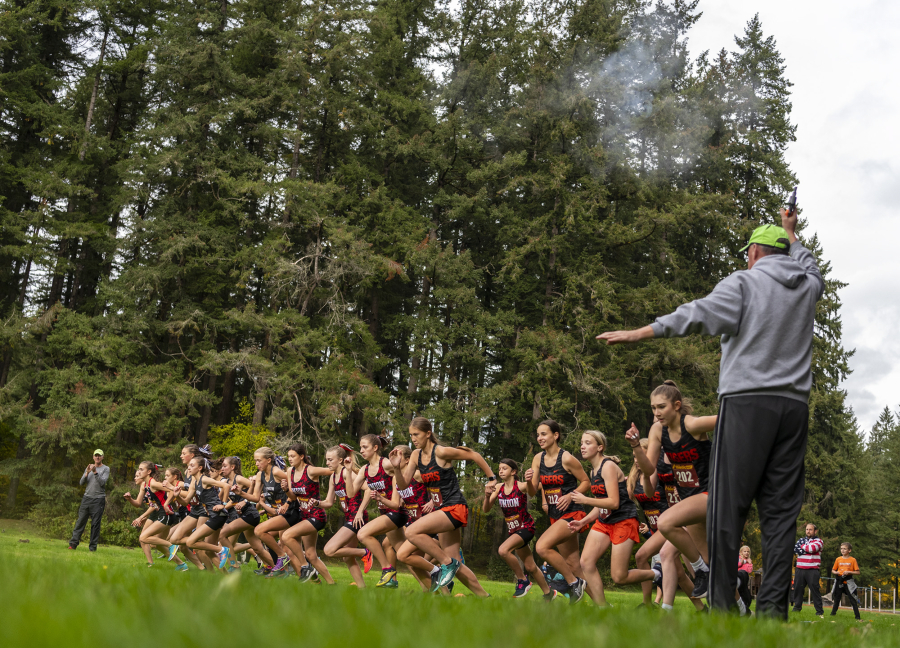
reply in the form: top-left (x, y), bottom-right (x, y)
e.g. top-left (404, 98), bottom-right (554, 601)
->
top-left (271, 555), bottom-right (290, 573)
top-left (376, 567), bottom-right (397, 588)
top-left (691, 569), bottom-right (709, 599)
top-left (266, 569), bottom-right (288, 579)
top-left (285, 565), bottom-right (296, 576)
top-left (254, 566), bottom-right (271, 576)
top-left (298, 565), bottom-right (317, 583)
top-left (437, 558), bottom-right (461, 589)
top-left (569, 578), bottom-right (586, 604)
top-left (217, 547), bottom-right (231, 569)
top-left (167, 545), bottom-right (179, 562)
top-left (310, 569), bottom-right (320, 583)
top-left (543, 590), bottom-right (561, 602)
top-left (447, 581), bottom-right (454, 594)
top-left (361, 549), bottom-right (374, 574)
top-left (381, 576), bottom-right (399, 589)
top-left (146, 563), bottom-right (154, 567)
top-left (429, 569), bottom-right (441, 593)
top-left (175, 563), bottom-right (189, 572)
top-left (651, 565), bottom-right (663, 588)
top-left (513, 578), bottom-right (532, 598)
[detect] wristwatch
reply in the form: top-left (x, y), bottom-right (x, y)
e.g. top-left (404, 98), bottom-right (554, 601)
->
top-left (487, 476), bottom-right (497, 482)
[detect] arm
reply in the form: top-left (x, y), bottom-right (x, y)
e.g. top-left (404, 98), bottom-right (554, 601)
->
top-left (567, 506), bottom-right (602, 533)
top-left (482, 482), bottom-right (499, 513)
top-left (96, 465), bottom-right (110, 488)
top-left (435, 446), bottom-right (496, 479)
top-left (572, 462), bottom-right (621, 510)
top-left (306, 466), bottom-right (333, 479)
top-left (684, 415), bottom-right (718, 435)
top-left (315, 475), bottom-right (336, 509)
top-left (800, 538), bottom-right (824, 554)
top-left (525, 454), bottom-right (541, 497)
top-left (640, 470), bottom-right (658, 498)
top-left (390, 448), bottom-right (419, 490)
top-left (626, 423), bottom-right (661, 476)
top-left (374, 479), bottom-right (402, 511)
top-left (238, 474), bottom-right (263, 504)
top-left (353, 486), bottom-right (373, 528)
top-left (781, 207), bottom-right (825, 299)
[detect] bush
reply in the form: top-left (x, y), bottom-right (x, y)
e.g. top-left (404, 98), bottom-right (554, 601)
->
top-left (487, 555), bottom-right (515, 582)
top-left (207, 399), bottom-right (274, 470)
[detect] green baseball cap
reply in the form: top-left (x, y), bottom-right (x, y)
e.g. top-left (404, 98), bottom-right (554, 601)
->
top-left (93, 449), bottom-right (104, 456)
top-left (740, 224), bottom-right (791, 253)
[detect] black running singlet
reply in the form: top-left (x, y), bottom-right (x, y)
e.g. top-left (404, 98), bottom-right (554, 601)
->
top-left (261, 468), bottom-right (286, 508)
top-left (417, 447), bottom-right (466, 509)
top-left (661, 415), bottom-right (710, 499)
top-left (633, 474), bottom-right (668, 532)
top-left (497, 482), bottom-right (535, 535)
top-left (195, 474), bottom-right (223, 514)
top-left (539, 450), bottom-right (584, 520)
top-left (333, 470), bottom-right (365, 525)
top-left (143, 483), bottom-right (170, 513)
top-left (656, 456), bottom-right (680, 507)
top-left (365, 458), bottom-right (394, 512)
top-left (589, 458), bottom-right (637, 525)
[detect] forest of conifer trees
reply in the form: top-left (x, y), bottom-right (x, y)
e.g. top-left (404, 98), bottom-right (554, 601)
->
top-left (1, 0), bottom-right (884, 586)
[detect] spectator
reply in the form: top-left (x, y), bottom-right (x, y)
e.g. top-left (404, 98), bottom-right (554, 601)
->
top-left (830, 542), bottom-right (861, 620)
top-left (792, 522), bottom-right (824, 616)
top-left (68, 449), bottom-right (110, 552)
top-left (737, 545), bottom-right (754, 611)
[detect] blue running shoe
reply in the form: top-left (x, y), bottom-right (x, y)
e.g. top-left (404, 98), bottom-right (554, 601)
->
top-left (175, 563), bottom-right (189, 572)
top-left (217, 547), bottom-right (231, 569)
top-left (167, 545), bottom-right (179, 562)
top-left (438, 558), bottom-right (461, 589)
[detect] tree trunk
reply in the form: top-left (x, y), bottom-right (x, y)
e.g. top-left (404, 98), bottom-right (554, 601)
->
top-left (216, 367), bottom-right (236, 425)
top-left (197, 373), bottom-right (218, 445)
top-left (5, 433), bottom-right (28, 513)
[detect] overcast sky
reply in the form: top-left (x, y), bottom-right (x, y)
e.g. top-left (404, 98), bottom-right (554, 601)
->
top-left (686, 0), bottom-right (899, 435)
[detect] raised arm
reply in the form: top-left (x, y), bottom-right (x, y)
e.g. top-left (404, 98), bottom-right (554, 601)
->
top-left (482, 482), bottom-right (499, 513)
top-left (781, 207), bottom-right (825, 299)
top-left (389, 448), bottom-right (419, 490)
top-left (436, 446), bottom-right (496, 480)
top-left (685, 415), bottom-right (718, 435)
top-left (626, 422), bottom-right (662, 475)
top-left (524, 454), bottom-right (542, 497)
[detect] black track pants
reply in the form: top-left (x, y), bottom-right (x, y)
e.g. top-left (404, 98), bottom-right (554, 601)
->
top-left (707, 395), bottom-right (809, 619)
top-left (792, 568), bottom-right (823, 614)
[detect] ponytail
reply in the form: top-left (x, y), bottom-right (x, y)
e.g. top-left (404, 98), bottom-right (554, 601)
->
top-left (361, 433), bottom-right (389, 456)
top-left (328, 445), bottom-right (360, 473)
top-left (224, 456), bottom-right (243, 477)
top-left (139, 461), bottom-right (161, 478)
top-left (288, 443), bottom-right (312, 465)
top-left (626, 438), bottom-right (649, 496)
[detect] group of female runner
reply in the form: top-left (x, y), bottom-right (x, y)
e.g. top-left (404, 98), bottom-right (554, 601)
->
top-left (124, 381), bottom-right (722, 609)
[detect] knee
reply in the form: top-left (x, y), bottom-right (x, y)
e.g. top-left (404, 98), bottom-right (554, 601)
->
top-left (579, 557), bottom-right (596, 574)
top-left (397, 544), bottom-right (413, 563)
top-left (611, 567), bottom-right (628, 585)
top-left (535, 538), bottom-right (550, 554)
top-left (323, 544), bottom-right (337, 558)
top-left (498, 545), bottom-right (511, 559)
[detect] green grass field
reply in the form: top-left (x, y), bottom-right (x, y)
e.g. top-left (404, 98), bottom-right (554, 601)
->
top-left (0, 520), bottom-right (896, 648)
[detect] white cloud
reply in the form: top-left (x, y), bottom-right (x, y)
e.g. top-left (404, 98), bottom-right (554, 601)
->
top-left (688, 0), bottom-right (899, 433)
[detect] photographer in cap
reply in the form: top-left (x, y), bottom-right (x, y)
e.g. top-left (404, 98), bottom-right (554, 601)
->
top-left (69, 449), bottom-right (110, 552)
top-left (597, 205), bottom-right (824, 618)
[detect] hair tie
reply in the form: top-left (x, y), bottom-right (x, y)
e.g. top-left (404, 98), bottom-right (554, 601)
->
top-left (338, 443), bottom-right (355, 454)
top-left (198, 444), bottom-right (213, 457)
top-left (154, 464), bottom-right (163, 471)
top-left (273, 455), bottom-right (286, 470)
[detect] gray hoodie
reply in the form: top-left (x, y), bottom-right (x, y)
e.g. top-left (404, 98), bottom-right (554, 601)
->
top-left (650, 241), bottom-right (824, 403)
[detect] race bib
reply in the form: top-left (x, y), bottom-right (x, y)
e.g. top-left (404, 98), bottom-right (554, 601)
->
top-left (597, 508), bottom-right (611, 520)
top-left (405, 503), bottom-right (420, 520)
top-left (298, 497), bottom-right (311, 511)
top-left (339, 498), bottom-right (349, 513)
top-left (644, 509), bottom-right (661, 531)
top-left (505, 514), bottom-right (521, 531)
top-left (665, 484), bottom-right (681, 506)
top-left (545, 487), bottom-right (561, 507)
top-left (673, 464), bottom-right (700, 488)
top-left (427, 487), bottom-right (443, 507)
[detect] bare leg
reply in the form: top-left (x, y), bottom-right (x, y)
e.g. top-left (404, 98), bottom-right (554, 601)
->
top-left (302, 533), bottom-right (333, 584)
top-left (535, 520), bottom-right (580, 584)
top-left (519, 546), bottom-right (551, 595)
top-left (357, 516), bottom-right (398, 571)
top-left (498, 534), bottom-right (528, 580)
top-left (324, 526), bottom-right (366, 560)
top-left (580, 530), bottom-right (611, 607)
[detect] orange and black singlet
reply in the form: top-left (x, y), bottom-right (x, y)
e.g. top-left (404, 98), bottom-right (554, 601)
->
top-left (661, 415), bottom-right (710, 499)
top-left (539, 450), bottom-right (584, 520)
top-left (589, 458), bottom-right (637, 524)
top-left (417, 447), bottom-right (467, 509)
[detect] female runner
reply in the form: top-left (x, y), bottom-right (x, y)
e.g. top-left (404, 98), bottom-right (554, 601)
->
top-left (241, 447), bottom-right (291, 573)
top-left (166, 444), bottom-right (213, 570)
top-left (391, 416), bottom-right (494, 597)
top-left (318, 444), bottom-right (367, 587)
top-left (354, 434), bottom-right (408, 587)
top-left (628, 380), bottom-right (717, 608)
top-left (217, 457), bottom-right (267, 571)
top-left (387, 445), bottom-right (435, 591)
top-left (568, 430), bottom-right (642, 608)
top-left (171, 456), bottom-right (224, 570)
top-left (274, 444), bottom-right (335, 583)
top-left (482, 458), bottom-right (554, 599)
top-left (525, 419), bottom-right (591, 603)
top-left (186, 456), bottom-right (252, 570)
top-left (124, 463), bottom-right (186, 569)
top-left (626, 439), bottom-right (704, 609)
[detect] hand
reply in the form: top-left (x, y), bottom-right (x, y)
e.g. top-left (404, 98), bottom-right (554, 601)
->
top-left (484, 482), bottom-right (495, 495)
top-left (421, 500), bottom-right (434, 515)
top-left (569, 491), bottom-right (588, 505)
top-left (639, 523), bottom-right (650, 534)
top-left (353, 511), bottom-right (365, 528)
top-left (213, 505), bottom-right (224, 512)
top-left (235, 501), bottom-right (246, 512)
top-left (131, 518), bottom-right (144, 528)
top-left (566, 518), bottom-right (586, 533)
top-left (524, 468), bottom-right (534, 482)
top-left (388, 448), bottom-right (403, 468)
top-left (87, 465), bottom-right (94, 474)
top-left (123, 493), bottom-right (133, 500)
top-left (230, 483), bottom-right (240, 492)
top-left (625, 423), bottom-right (641, 447)
top-left (343, 456), bottom-right (352, 469)
top-left (280, 479), bottom-right (288, 490)
top-left (277, 504), bottom-right (288, 515)
top-left (556, 493), bottom-right (573, 512)
top-left (596, 327), bottom-right (652, 345)
top-left (780, 207), bottom-right (798, 241)
top-left (309, 499), bottom-right (320, 509)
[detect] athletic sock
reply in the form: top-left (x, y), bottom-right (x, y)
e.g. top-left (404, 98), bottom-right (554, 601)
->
top-left (568, 580), bottom-right (578, 587)
top-left (661, 603), bottom-right (674, 611)
top-left (383, 565), bottom-right (394, 571)
top-left (736, 598), bottom-right (747, 615)
top-left (690, 557), bottom-right (709, 572)
top-left (429, 566), bottom-right (440, 576)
